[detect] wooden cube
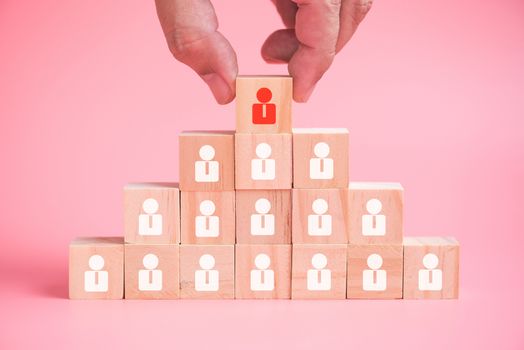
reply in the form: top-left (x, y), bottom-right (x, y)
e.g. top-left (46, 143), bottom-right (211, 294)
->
top-left (235, 133), bottom-right (292, 190)
top-left (69, 237), bottom-right (124, 300)
top-left (235, 244), bottom-right (291, 299)
top-left (124, 244), bottom-right (179, 299)
top-left (348, 182), bottom-right (403, 245)
top-left (180, 191), bottom-right (235, 244)
top-left (292, 188), bottom-right (349, 244)
top-left (236, 190), bottom-right (291, 244)
top-left (292, 128), bottom-right (349, 189)
top-left (403, 237), bottom-right (460, 299)
top-left (179, 131), bottom-right (235, 191)
top-left (347, 244), bottom-right (403, 299)
top-left (292, 244), bottom-right (347, 299)
top-left (236, 76), bottom-right (292, 134)
top-left (124, 183), bottom-right (180, 244)
top-left (179, 245), bottom-right (235, 299)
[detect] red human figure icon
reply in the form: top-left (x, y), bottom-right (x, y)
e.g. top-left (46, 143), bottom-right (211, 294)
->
top-left (252, 87), bottom-right (276, 124)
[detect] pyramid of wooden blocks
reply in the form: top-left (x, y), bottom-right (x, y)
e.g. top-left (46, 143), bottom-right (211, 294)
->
top-left (69, 75), bottom-right (460, 300)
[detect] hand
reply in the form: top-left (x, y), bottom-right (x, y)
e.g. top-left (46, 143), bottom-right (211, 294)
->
top-left (155, 0), bottom-right (372, 104)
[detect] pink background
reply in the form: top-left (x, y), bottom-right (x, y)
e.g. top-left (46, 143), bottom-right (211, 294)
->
top-left (1, 0), bottom-right (523, 348)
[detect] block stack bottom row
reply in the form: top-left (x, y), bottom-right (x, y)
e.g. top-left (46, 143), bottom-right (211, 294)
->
top-left (69, 75), bottom-right (459, 300)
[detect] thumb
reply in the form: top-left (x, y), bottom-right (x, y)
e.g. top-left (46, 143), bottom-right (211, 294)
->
top-left (155, 0), bottom-right (238, 104)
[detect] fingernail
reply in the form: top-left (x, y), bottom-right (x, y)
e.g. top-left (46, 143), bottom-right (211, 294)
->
top-left (202, 73), bottom-right (234, 104)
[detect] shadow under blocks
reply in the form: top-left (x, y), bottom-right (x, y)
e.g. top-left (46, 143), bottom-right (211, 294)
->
top-left (68, 75), bottom-right (460, 300)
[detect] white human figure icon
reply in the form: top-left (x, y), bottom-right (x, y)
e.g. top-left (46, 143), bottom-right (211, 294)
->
top-left (250, 198), bottom-right (275, 236)
top-left (309, 142), bottom-right (334, 179)
top-left (195, 200), bottom-right (220, 237)
top-left (307, 253), bottom-right (331, 291)
top-left (138, 198), bottom-right (162, 236)
top-left (362, 253), bottom-right (387, 291)
top-left (362, 198), bottom-right (386, 236)
top-left (84, 254), bottom-right (108, 292)
top-left (138, 253), bottom-right (162, 291)
top-left (195, 145), bottom-right (219, 183)
top-left (194, 254), bottom-right (219, 291)
top-left (250, 253), bottom-right (274, 291)
top-left (418, 253), bottom-right (443, 291)
top-left (251, 142), bottom-right (276, 180)
top-left (307, 198), bottom-right (332, 236)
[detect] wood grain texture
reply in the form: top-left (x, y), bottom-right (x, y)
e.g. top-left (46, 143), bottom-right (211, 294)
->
top-left (179, 131), bottom-right (235, 191)
top-left (235, 190), bottom-right (291, 244)
top-left (69, 237), bottom-right (124, 300)
top-left (179, 245), bottom-right (235, 299)
top-left (292, 244), bottom-right (347, 300)
top-left (124, 244), bottom-right (180, 300)
top-left (236, 76), bottom-right (292, 134)
top-left (235, 244), bottom-right (291, 299)
top-left (180, 191), bottom-right (235, 244)
top-left (292, 188), bottom-right (349, 244)
top-left (123, 183), bottom-right (180, 244)
top-left (347, 244), bottom-right (403, 299)
top-left (235, 133), bottom-right (292, 190)
top-left (403, 237), bottom-right (460, 299)
top-left (348, 182), bottom-right (403, 245)
top-left (292, 128), bottom-right (349, 189)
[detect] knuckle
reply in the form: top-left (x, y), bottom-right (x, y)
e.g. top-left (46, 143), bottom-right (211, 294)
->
top-left (345, 0), bottom-right (372, 25)
top-left (356, 0), bottom-right (373, 18)
top-left (321, 0), bottom-right (342, 13)
top-left (166, 28), bottom-right (211, 61)
top-left (327, 0), bottom-right (342, 7)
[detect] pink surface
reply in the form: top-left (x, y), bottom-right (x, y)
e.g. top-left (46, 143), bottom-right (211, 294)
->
top-left (1, 0), bottom-right (523, 349)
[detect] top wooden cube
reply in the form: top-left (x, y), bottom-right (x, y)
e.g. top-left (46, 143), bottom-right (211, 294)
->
top-left (236, 76), bottom-right (292, 134)
top-left (179, 131), bottom-right (235, 191)
top-left (293, 128), bottom-right (349, 189)
top-left (348, 182), bottom-right (403, 245)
